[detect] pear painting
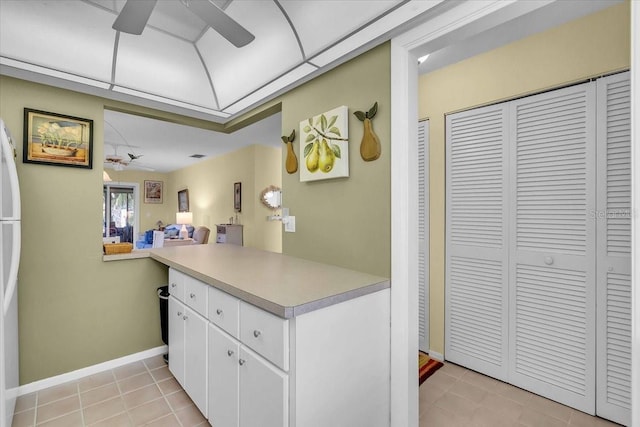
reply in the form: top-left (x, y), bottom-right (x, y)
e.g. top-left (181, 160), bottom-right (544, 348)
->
top-left (299, 106), bottom-right (349, 182)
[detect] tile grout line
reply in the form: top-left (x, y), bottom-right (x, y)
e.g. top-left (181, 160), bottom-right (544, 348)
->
top-left (110, 365), bottom-right (134, 426)
top-left (75, 382), bottom-right (86, 427)
top-left (144, 357), bottom-right (186, 427)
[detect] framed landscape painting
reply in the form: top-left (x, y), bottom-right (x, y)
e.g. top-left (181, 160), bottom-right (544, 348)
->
top-left (144, 180), bottom-right (163, 204)
top-left (23, 108), bottom-right (93, 169)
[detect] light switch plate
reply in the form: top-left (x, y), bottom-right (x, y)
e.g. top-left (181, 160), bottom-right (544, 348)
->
top-left (284, 216), bottom-right (296, 232)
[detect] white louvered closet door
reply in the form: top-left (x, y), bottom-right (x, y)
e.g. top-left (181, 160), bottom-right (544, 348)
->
top-left (418, 120), bottom-right (429, 353)
top-left (595, 72), bottom-right (631, 426)
top-left (445, 104), bottom-right (510, 381)
top-left (507, 83), bottom-right (597, 414)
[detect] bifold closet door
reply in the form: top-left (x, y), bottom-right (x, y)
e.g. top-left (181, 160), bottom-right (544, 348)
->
top-left (507, 83), bottom-right (596, 414)
top-left (445, 104), bottom-right (510, 381)
top-left (418, 120), bottom-right (429, 354)
top-left (595, 71), bottom-right (631, 426)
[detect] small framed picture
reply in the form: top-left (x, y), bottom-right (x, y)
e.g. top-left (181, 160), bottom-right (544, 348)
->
top-left (23, 108), bottom-right (93, 169)
top-left (178, 189), bottom-right (189, 212)
top-left (234, 182), bottom-right (241, 212)
top-left (144, 180), bottom-right (163, 204)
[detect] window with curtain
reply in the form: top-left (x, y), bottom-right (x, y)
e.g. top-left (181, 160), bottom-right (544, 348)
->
top-left (103, 184), bottom-right (137, 243)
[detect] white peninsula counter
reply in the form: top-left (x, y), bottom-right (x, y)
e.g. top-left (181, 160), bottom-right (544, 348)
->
top-left (149, 244), bottom-right (391, 427)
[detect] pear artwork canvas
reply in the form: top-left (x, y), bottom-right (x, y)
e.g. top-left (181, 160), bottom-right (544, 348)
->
top-left (300, 106), bottom-right (349, 182)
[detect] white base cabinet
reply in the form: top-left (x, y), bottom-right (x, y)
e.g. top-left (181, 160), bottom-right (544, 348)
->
top-left (168, 267), bottom-right (391, 427)
top-left (208, 325), bottom-right (288, 427)
top-left (168, 269), bottom-right (208, 417)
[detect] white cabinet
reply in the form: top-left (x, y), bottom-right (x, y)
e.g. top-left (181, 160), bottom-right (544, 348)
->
top-left (168, 297), bottom-right (185, 386)
top-left (169, 267), bottom-right (391, 427)
top-left (207, 304), bottom-right (288, 427)
top-left (168, 273), bottom-right (209, 417)
top-left (239, 346), bottom-right (288, 427)
top-left (216, 224), bottom-right (243, 245)
top-left (208, 324), bottom-right (239, 427)
top-left (184, 307), bottom-right (207, 416)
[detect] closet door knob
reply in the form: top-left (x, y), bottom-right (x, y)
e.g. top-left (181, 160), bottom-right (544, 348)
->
top-left (216, 309), bottom-right (223, 315)
top-left (177, 311), bottom-right (182, 317)
top-left (171, 283), bottom-right (176, 288)
top-left (239, 359), bottom-right (246, 366)
top-left (253, 330), bottom-right (261, 338)
top-left (183, 315), bottom-right (188, 320)
top-left (190, 293), bottom-right (196, 299)
top-left (227, 350), bottom-right (234, 357)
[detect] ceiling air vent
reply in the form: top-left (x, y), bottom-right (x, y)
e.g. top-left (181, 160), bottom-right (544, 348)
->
top-left (190, 154), bottom-right (206, 159)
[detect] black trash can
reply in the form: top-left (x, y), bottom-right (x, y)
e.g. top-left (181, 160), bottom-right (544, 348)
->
top-left (157, 286), bottom-right (169, 345)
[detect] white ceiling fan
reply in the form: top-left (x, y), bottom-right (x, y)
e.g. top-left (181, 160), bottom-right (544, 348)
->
top-left (112, 0), bottom-right (255, 47)
top-left (105, 143), bottom-right (155, 171)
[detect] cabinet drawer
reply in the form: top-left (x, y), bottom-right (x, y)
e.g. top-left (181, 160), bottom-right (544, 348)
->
top-left (240, 302), bottom-right (289, 371)
top-left (168, 269), bottom-right (186, 303)
top-left (208, 286), bottom-right (239, 338)
top-left (184, 276), bottom-right (208, 317)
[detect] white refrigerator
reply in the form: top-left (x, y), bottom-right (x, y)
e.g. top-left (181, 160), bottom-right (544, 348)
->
top-left (0, 119), bottom-right (20, 427)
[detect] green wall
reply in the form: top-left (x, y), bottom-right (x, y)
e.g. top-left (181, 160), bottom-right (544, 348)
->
top-left (279, 43), bottom-right (391, 277)
top-left (0, 77), bottom-right (168, 383)
top-left (418, 2), bottom-right (630, 355)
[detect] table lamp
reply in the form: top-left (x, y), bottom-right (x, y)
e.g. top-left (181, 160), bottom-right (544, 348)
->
top-left (176, 212), bottom-right (193, 240)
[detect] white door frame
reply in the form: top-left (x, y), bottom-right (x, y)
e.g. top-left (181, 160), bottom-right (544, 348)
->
top-left (390, 1), bottom-right (639, 426)
top-left (390, 2), bottom-right (527, 425)
top-left (630, 2), bottom-right (639, 426)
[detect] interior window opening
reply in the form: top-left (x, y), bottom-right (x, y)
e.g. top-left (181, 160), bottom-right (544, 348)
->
top-left (103, 183), bottom-right (138, 244)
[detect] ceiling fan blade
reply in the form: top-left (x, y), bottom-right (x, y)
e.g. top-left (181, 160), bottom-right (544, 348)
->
top-left (112, 0), bottom-right (158, 35)
top-left (186, 0), bottom-right (255, 47)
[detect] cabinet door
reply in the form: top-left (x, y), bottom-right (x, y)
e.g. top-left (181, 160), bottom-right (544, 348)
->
top-left (184, 307), bottom-right (208, 417)
top-left (168, 296), bottom-right (185, 387)
top-left (208, 324), bottom-right (239, 427)
top-left (239, 347), bottom-right (288, 427)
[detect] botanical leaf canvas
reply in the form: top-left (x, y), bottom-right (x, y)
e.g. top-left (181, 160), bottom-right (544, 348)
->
top-left (299, 106), bottom-right (349, 182)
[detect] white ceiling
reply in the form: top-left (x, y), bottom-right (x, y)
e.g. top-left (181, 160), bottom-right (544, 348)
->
top-left (0, 0), bottom-right (437, 122)
top-left (103, 108), bottom-right (282, 173)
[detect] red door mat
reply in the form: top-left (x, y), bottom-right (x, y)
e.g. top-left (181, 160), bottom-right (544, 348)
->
top-left (419, 351), bottom-right (443, 385)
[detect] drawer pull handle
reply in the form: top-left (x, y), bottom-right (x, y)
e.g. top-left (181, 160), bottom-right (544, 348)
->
top-left (190, 293), bottom-right (196, 299)
top-left (216, 309), bottom-right (223, 315)
top-left (239, 359), bottom-right (246, 366)
top-left (227, 350), bottom-right (234, 357)
top-left (253, 330), bottom-right (261, 338)
top-left (544, 256), bottom-right (554, 265)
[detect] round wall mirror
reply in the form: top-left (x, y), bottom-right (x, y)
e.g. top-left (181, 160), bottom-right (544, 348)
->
top-left (260, 186), bottom-right (281, 210)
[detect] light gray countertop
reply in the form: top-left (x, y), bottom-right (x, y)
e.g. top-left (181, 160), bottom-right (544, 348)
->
top-left (149, 244), bottom-right (390, 318)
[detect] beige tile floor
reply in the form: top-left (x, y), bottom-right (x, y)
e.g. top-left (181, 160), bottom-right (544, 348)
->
top-left (11, 356), bottom-right (623, 427)
top-left (420, 361), bottom-right (623, 427)
top-left (11, 355), bottom-right (207, 427)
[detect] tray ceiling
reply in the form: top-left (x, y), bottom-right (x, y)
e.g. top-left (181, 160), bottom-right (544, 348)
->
top-left (0, 0), bottom-right (436, 123)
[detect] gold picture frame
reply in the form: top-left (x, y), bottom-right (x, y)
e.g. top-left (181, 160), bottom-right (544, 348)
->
top-left (144, 180), bottom-right (163, 204)
top-left (23, 108), bottom-right (93, 168)
top-left (178, 189), bottom-right (189, 212)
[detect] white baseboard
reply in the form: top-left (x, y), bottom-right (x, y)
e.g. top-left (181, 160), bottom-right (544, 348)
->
top-left (18, 345), bottom-right (167, 396)
top-left (428, 350), bottom-right (444, 362)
